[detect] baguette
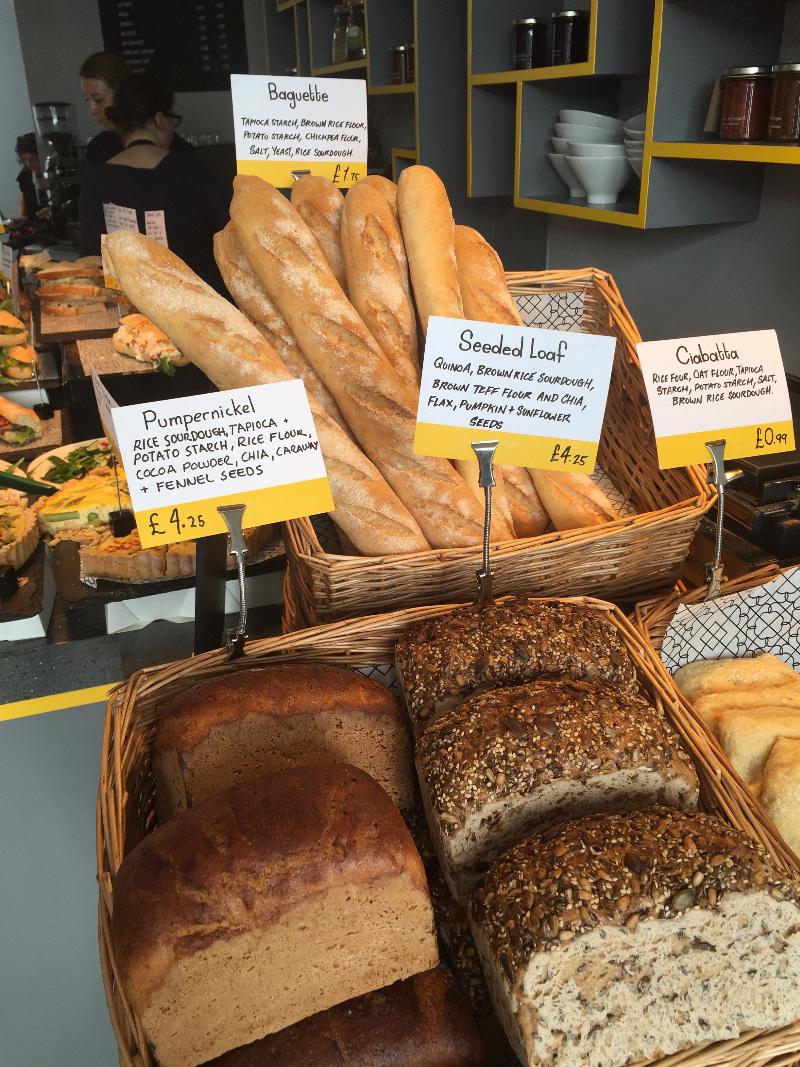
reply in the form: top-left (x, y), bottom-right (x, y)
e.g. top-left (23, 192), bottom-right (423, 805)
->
top-left (355, 173), bottom-right (398, 215)
top-left (290, 174), bottom-right (347, 292)
top-left (454, 224), bottom-right (523, 326)
top-left (530, 469), bottom-right (618, 530)
top-left (104, 231), bottom-right (429, 556)
top-left (213, 223), bottom-right (350, 435)
top-left (455, 459), bottom-right (515, 541)
top-left (340, 180), bottom-right (419, 392)
top-left (501, 464), bottom-right (549, 537)
top-left (397, 165), bottom-right (464, 333)
top-left (230, 175), bottom-right (486, 550)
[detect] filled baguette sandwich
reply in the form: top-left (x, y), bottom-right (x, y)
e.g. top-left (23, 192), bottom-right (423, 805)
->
top-left (0, 395), bottom-right (42, 446)
top-left (37, 259), bottom-right (106, 315)
top-left (0, 344), bottom-right (37, 383)
top-left (112, 313), bottom-right (188, 375)
top-left (0, 310), bottom-right (27, 347)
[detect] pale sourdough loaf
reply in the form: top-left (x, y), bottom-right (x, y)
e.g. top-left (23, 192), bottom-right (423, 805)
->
top-left (290, 174), bottom-right (348, 291)
top-left (673, 653), bottom-right (797, 703)
top-left (201, 966), bottom-right (484, 1067)
top-left (230, 176), bottom-right (485, 549)
top-left (112, 763), bottom-right (439, 1067)
top-left (153, 664), bottom-right (414, 818)
top-left (694, 683), bottom-right (800, 733)
top-left (104, 231), bottom-right (429, 556)
top-left (340, 180), bottom-right (419, 392)
top-left (470, 807), bottom-right (800, 1067)
top-left (355, 173), bottom-right (398, 215)
top-left (395, 598), bottom-right (638, 734)
top-left (761, 736), bottom-right (800, 855)
top-left (418, 679), bottom-right (699, 902)
top-left (717, 708), bottom-right (800, 783)
top-left (397, 165), bottom-right (464, 333)
top-left (214, 223), bottom-right (350, 434)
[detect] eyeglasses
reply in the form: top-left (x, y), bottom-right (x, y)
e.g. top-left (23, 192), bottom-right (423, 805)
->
top-left (167, 113), bottom-right (183, 128)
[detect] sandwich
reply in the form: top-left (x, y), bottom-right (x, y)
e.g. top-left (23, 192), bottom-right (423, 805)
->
top-left (0, 310), bottom-right (27, 347)
top-left (37, 258), bottom-right (107, 314)
top-left (112, 313), bottom-right (188, 375)
top-left (0, 344), bottom-right (37, 383)
top-left (0, 396), bottom-right (42, 446)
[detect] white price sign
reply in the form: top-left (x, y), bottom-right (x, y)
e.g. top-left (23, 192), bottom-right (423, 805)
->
top-left (0, 243), bottom-right (13, 284)
top-left (91, 369), bottom-right (120, 452)
top-left (637, 330), bottom-right (795, 468)
top-left (414, 317), bottom-right (616, 471)
top-left (110, 380), bottom-right (333, 547)
top-left (230, 73), bottom-right (367, 188)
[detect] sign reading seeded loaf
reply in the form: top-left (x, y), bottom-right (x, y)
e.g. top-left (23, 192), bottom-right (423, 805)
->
top-left (110, 380), bottom-right (333, 547)
top-left (414, 317), bottom-right (616, 470)
top-left (230, 73), bottom-right (368, 188)
top-left (637, 330), bottom-right (795, 468)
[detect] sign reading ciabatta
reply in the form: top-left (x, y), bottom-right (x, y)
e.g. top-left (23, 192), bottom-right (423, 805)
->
top-left (414, 317), bottom-right (616, 470)
top-left (230, 73), bottom-right (367, 188)
top-left (110, 380), bottom-right (333, 548)
top-left (637, 329), bottom-right (795, 468)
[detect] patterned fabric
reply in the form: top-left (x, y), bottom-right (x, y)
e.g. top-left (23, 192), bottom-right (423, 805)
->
top-left (662, 566), bottom-right (800, 673)
top-left (357, 664), bottom-right (398, 690)
top-left (515, 291), bottom-right (585, 332)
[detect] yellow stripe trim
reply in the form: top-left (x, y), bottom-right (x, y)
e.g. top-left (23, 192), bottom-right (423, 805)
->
top-left (414, 421), bottom-right (599, 470)
top-left (236, 159), bottom-right (367, 187)
top-left (655, 420), bottom-right (796, 469)
top-left (0, 682), bottom-right (116, 723)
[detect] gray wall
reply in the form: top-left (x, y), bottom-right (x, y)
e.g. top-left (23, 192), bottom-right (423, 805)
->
top-left (0, 0), bottom-right (40, 216)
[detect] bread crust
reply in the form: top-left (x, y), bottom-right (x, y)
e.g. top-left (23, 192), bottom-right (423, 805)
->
top-left (454, 225), bottom-right (523, 326)
top-left (104, 231), bottom-right (429, 556)
top-left (290, 174), bottom-right (348, 291)
top-left (530, 470), bottom-right (617, 531)
top-left (355, 174), bottom-right (398, 215)
top-left (230, 176), bottom-right (485, 550)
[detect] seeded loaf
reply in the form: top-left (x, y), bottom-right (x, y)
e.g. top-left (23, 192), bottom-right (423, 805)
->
top-left (153, 665), bottom-right (415, 821)
top-left (395, 598), bottom-right (638, 734)
top-left (200, 966), bottom-right (484, 1066)
top-left (112, 763), bottom-right (439, 1067)
top-left (418, 679), bottom-right (699, 902)
top-left (469, 807), bottom-right (800, 1067)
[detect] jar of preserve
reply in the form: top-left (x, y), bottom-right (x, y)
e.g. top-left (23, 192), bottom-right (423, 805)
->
top-left (346, 0), bottom-right (366, 61)
top-left (406, 43), bottom-right (415, 83)
top-left (551, 10), bottom-right (589, 65)
top-left (719, 66), bottom-right (772, 140)
top-left (768, 63), bottom-right (800, 142)
top-left (332, 4), bottom-right (348, 65)
top-left (390, 45), bottom-right (408, 84)
top-left (513, 18), bottom-right (547, 70)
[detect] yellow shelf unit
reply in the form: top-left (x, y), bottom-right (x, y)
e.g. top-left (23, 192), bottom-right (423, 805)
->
top-left (391, 146), bottom-right (417, 181)
top-left (310, 59), bottom-right (368, 77)
top-left (651, 142), bottom-right (800, 165)
top-left (276, 0), bottom-right (304, 11)
top-left (368, 82), bottom-right (416, 96)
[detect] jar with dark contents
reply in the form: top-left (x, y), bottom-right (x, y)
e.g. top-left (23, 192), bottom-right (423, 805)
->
top-left (406, 43), bottom-right (415, 83)
top-left (719, 66), bottom-right (772, 140)
top-left (768, 63), bottom-right (800, 142)
top-left (513, 18), bottom-right (547, 70)
top-left (551, 9), bottom-right (590, 66)
top-left (346, 0), bottom-right (366, 61)
top-left (391, 45), bottom-right (408, 85)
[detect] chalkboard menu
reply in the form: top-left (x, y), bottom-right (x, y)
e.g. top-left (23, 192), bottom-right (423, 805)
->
top-left (98, 0), bottom-right (248, 93)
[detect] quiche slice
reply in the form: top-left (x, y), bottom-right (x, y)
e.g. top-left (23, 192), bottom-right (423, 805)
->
top-left (34, 468), bottom-right (131, 535)
top-left (0, 489), bottom-right (39, 571)
top-left (79, 528), bottom-right (167, 583)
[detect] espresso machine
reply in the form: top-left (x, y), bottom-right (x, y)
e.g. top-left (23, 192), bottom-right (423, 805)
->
top-left (32, 101), bottom-right (82, 240)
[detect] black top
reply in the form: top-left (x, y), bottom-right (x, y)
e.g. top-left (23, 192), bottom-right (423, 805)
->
top-left (78, 151), bottom-right (229, 293)
top-left (16, 168), bottom-right (39, 218)
top-left (85, 130), bottom-right (194, 168)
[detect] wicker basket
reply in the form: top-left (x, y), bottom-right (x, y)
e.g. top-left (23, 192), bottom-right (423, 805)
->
top-left (98, 596), bottom-right (800, 1067)
top-left (283, 268), bottom-right (714, 629)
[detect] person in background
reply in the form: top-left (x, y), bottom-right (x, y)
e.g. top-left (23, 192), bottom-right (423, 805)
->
top-left (80, 52), bottom-right (193, 166)
top-left (14, 133), bottom-right (44, 219)
top-left (78, 74), bottom-right (228, 293)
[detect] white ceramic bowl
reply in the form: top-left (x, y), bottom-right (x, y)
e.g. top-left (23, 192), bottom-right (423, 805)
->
top-left (624, 137), bottom-right (644, 148)
top-left (566, 154), bottom-right (631, 205)
top-left (559, 109), bottom-right (624, 133)
top-left (554, 122), bottom-right (623, 143)
top-left (568, 141), bottom-right (627, 157)
top-left (551, 135), bottom-right (570, 153)
top-left (624, 112), bottom-right (646, 133)
top-left (629, 155), bottom-right (643, 179)
top-left (623, 127), bottom-right (646, 142)
top-left (547, 153), bottom-right (585, 198)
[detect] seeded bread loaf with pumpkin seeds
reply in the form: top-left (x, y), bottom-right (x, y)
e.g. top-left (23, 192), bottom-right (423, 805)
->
top-left (395, 598), bottom-right (638, 734)
top-left (417, 679), bottom-right (699, 903)
top-left (469, 808), bottom-right (800, 1067)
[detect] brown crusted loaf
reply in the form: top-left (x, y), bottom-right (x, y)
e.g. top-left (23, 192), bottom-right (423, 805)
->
top-left (397, 165), bottom-right (464, 333)
top-left (213, 223), bottom-right (350, 433)
top-left (230, 176), bottom-right (486, 550)
top-left (290, 174), bottom-right (347, 291)
top-left (395, 598), bottom-right (638, 734)
top-left (340, 180), bottom-right (419, 392)
top-left (112, 763), bottom-right (438, 1067)
top-left (469, 808), bottom-right (800, 1067)
top-left (104, 231), bottom-right (429, 557)
top-left (454, 224), bottom-right (523, 327)
top-left (355, 173), bottom-right (398, 215)
top-left (417, 679), bottom-right (699, 903)
top-left (200, 966), bottom-right (484, 1066)
top-left (152, 665), bottom-right (414, 820)
top-left (530, 470), bottom-right (618, 531)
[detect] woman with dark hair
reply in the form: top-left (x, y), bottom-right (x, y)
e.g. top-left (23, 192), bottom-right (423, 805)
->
top-left (14, 133), bottom-right (43, 218)
top-left (78, 74), bottom-right (228, 292)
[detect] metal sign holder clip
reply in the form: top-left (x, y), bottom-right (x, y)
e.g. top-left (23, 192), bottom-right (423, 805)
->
top-left (704, 439), bottom-right (743, 601)
top-left (218, 504), bottom-right (249, 659)
top-left (472, 440), bottom-right (499, 608)
top-left (291, 169), bottom-right (312, 181)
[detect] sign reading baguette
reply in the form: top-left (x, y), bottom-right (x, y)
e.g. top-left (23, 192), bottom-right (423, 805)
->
top-left (414, 317), bottom-right (616, 470)
top-left (230, 73), bottom-right (367, 188)
top-left (110, 380), bottom-right (333, 547)
top-left (636, 330), bottom-right (795, 468)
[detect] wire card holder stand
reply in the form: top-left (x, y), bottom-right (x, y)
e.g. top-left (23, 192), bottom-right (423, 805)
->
top-left (704, 440), bottom-right (743, 601)
top-left (472, 440), bottom-right (499, 609)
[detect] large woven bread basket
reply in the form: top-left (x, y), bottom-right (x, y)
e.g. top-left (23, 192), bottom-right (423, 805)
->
top-left (282, 268), bottom-right (714, 629)
top-left (98, 596), bottom-right (800, 1067)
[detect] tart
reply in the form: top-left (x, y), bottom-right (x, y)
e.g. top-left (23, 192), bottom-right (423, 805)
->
top-left (0, 489), bottom-right (39, 571)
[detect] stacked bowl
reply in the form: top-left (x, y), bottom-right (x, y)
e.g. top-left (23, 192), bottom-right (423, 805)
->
top-left (624, 112), bottom-right (645, 178)
top-left (548, 109), bottom-right (632, 205)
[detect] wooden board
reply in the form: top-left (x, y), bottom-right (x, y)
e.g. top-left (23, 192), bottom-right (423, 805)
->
top-left (76, 338), bottom-right (156, 377)
top-left (35, 299), bottom-right (123, 343)
top-left (0, 408), bottom-right (62, 462)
